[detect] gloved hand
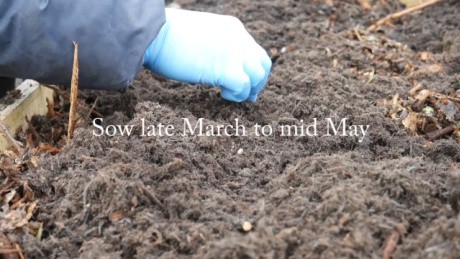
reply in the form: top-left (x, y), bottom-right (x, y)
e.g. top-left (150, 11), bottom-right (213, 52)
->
top-left (143, 8), bottom-right (272, 102)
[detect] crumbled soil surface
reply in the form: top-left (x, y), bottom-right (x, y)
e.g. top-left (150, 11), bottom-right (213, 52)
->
top-left (2, 0), bottom-right (460, 258)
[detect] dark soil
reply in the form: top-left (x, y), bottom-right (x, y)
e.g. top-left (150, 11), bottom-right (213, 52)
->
top-left (2, 0), bottom-right (460, 258)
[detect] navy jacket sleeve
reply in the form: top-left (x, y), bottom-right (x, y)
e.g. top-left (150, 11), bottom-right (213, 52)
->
top-left (0, 0), bottom-right (165, 90)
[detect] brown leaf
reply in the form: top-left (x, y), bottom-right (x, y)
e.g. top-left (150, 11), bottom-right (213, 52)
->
top-left (402, 112), bottom-right (419, 134)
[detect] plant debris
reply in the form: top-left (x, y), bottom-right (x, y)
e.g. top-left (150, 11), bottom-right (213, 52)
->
top-left (368, 0), bottom-right (445, 31)
top-left (383, 86), bottom-right (460, 142)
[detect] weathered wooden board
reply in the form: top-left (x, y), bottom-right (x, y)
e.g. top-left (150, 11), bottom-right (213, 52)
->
top-left (0, 80), bottom-right (54, 151)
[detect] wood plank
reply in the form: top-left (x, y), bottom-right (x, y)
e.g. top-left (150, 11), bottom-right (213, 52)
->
top-left (0, 80), bottom-right (54, 151)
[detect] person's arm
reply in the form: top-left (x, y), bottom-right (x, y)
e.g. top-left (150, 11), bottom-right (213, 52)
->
top-left (0, 0), bottom-right (165, 90)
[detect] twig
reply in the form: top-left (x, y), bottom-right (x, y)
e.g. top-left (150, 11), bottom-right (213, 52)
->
top-left (88, 97), bottom-right (99, 119)
top-left (382, 230), bottom-right (401, 259)
top-left (0, 180), bottom-right (15, 195)
top-left (425, 125), bottom-right (456, 141)
top-left (0, 248), bottom-right (20, 254)
top-left (368, 0), bottom-right (444, 31)
top-left (432, 93), bottom-right (460, 104)
top-left (0, 233), bottom-right (19, 259)
top-left (11, 181), bottom-right (34, 210)
top-left (24, 115), bottom-right (41, 143)
top-left (15, 243), bottom-right (25, 259)
top-left (353, 28), bottom-right (364, 41)
top-left (68, 41), bottom-right (79, 141)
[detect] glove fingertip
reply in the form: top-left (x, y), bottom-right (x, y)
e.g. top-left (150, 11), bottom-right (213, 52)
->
top-left (219, 70), bottom-right (251, 101)
top-left (221, 89), bottom-right (245, 102)
top-left (247, 94), bottom-right (258, 102)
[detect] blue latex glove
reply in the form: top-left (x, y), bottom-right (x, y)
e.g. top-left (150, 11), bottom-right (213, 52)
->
top-left (143, 8), bottom-right (272, 102)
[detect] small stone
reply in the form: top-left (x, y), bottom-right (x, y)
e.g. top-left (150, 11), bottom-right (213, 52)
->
top-left (237, 148), bottom-right (244, 155)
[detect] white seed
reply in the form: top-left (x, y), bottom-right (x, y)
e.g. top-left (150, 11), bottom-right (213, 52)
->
top-left (242, 221), bottom-right (252, 232)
